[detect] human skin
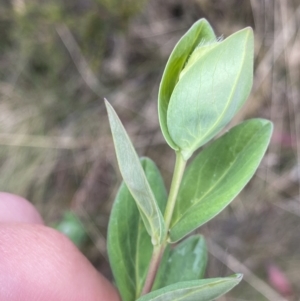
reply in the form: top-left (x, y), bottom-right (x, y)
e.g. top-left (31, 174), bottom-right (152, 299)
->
top-left (0, 192), bottom-right (120, 301)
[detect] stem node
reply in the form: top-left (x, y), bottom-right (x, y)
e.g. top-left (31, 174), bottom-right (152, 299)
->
top-left (141, 151), bottom-right (187, 296)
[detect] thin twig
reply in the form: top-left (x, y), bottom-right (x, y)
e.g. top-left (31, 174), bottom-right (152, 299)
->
top-left (56, 23), bottom-right (106, 98)
top-left (253, 5), bottom-right (300, 92)
top-left (141, 152), bottom-right (187, 296)
top-left (207, 239), bottom-right (289, 301)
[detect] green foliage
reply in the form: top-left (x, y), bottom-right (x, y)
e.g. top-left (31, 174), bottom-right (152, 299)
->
top-left (167, 28), bottom-right (253, 160)
top-left (136, 274), bottom-right (243, 301)
top-left (108, 158), bottom-right (167, 301)
top-left (55, 211), bottom-right (87, 247)
top-left (153, 235), bottom-right (207, 290)
top-left (106, 18), bottom-right (272, 301)
top-left (169, 119), bottom-right (273, 242)
top-left (158, 19), bottom-right (216, 151)
top-left (105, 100), bottom-right (165, 245)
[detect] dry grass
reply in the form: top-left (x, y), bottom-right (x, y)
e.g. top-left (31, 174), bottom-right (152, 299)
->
top-left (0, 0), bottom-right (299, 299)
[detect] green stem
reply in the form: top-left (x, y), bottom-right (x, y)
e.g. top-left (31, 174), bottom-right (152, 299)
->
top-left (141, 151), bottom-right (187, 296)
top-left (163, 151), bottom-right (187, 234)
top-left (140, 244), bottom-right (165, 296)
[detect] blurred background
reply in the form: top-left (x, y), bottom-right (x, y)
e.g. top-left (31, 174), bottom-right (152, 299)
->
top-left (0, 0), bottom-right (299, 299)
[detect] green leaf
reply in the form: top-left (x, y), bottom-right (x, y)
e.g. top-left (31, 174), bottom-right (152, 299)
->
top-left (136, 274), bottom-right (242, 301)
top-left (167, 27), bottom-right (254, 160)
top-left (170, 119), bottom-right (273, 242)
top-left (158, 19), bottom-right (216, 151)
top-left (105, 100), bottom-right (165, 245)
top-left (153, 235), bottom-right (207, 290)
top-left (107, 157), bottom-right (167, 301)
top-left (54, 211), bottom-right (87, 247)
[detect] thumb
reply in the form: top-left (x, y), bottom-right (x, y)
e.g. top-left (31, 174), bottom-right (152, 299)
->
top-left (0, 192), bottom-right (120, 301)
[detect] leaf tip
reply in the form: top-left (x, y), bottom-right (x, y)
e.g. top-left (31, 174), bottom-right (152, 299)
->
top-left (104, 98), bottom-right (111, 110)
top-left (258, 119), bottom-right (274, 137)
top-left (231, 273), bottom-right (243, 283)
top-left (228, 26), bottom-right (254, 49)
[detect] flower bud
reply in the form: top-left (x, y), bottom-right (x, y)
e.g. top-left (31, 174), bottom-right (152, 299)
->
top-left (158, 19), bottom-right (254, 160)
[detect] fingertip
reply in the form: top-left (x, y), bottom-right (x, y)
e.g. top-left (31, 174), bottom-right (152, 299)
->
top-left (0, 192), bottom-right (44, 224)
top-left (0, 224), bottom-right (120, 301)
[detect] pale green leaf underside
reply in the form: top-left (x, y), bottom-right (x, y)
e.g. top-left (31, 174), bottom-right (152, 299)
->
top-left (136, 274), bottom-right (242, 301)
top-left (107, 157), bottom-right (167, 301)
top-left (170, 119), bottom-right (273, 242)
top-left (153, 235), bottom-right (207, 290)
top-left (167, 27), bottom-right (254, 160)
top-left (105, 100), bottom-right (165, 244)
top-left (158, 18), bottom-right (216, 150)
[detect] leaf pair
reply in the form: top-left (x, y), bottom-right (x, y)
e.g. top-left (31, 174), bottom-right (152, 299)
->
top-left (108, 156), bottom-right (234, 301)
top-left (158, 19), bottom-right (254, 160)
top-left (107, 156), bottom-right (209, 299)
top-left (106, 101), bottom-right (272, 300)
